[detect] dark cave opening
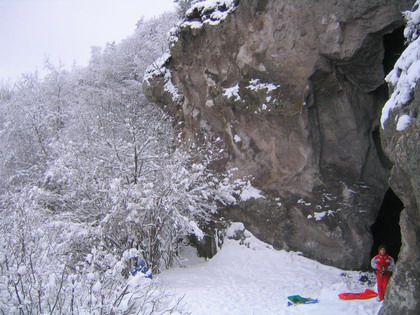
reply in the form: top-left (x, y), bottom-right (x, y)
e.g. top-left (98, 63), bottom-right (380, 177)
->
top-left (368, 27), bottom-right (406, 262)
top-left (370, 26), bottom-right (406, 170)
top-left (383, 26), bottom-right (405, 75)
top-left (370, 189), bottom-right (404, 261)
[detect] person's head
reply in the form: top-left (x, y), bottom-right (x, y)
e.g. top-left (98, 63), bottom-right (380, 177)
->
top-left (378, 244), bottom-right (387, 256)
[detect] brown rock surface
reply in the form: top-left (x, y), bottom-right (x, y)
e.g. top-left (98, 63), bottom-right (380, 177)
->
top-left (144, 0), bottom-right (413, 271)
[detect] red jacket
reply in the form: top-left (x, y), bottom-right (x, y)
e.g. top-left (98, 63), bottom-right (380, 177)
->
top-left (371, 254), bottom-right (395, 273)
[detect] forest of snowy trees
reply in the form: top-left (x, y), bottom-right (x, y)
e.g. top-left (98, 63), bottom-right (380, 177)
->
top-left (0, 10), bottom-right (237, 313)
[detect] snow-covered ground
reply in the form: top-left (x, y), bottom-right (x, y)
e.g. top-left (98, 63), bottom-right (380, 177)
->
top-left (158, 223), bottom-right (383, 315)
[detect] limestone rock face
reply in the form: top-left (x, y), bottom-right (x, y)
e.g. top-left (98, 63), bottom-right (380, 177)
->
top-left (144, 0), bottom-right (412, 270)
top-left (379, 5), bottom-right (420, 312)
top-left (379, 87), bottom-right (420, 315)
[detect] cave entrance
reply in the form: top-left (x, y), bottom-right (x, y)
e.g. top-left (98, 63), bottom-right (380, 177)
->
top-left (369, 27), bottom-right (406, 260)
top-left (371, 26), bottom-right (406, 105)
top-left (371, 27), bottom-right (406, 168)
top-left (370, 189), bottom-right (404, 261)
top-left (383, 26), bottom-right (405, 74)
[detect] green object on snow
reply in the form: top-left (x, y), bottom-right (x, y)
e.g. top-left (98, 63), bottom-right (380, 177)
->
top-left (287, 295), bottom-right (319, 306)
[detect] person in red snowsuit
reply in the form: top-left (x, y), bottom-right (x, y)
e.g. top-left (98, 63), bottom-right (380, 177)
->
top-left (371, 245), bottom-right (395, 301)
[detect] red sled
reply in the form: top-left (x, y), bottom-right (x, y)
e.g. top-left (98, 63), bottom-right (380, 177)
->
top-left (338, 289), bottom-right (378, 300)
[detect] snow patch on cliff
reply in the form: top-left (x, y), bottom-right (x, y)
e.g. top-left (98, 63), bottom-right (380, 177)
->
top-left (233, 134), bottom-right (242, 143)
top-left (308, 210), bottom-right (337, 221)
top-left (214, 175), bottom-right (265, 205)
top-left (163, 71), bottom-right (183, 103)
top-left (247, 79), bottom-right (280, 92)
top-left (396, 114), bottom-right (413, 131)
top-left (223, 84), bottom-right (241, 101)
top-left (239, 181), bottom-right (265, 201)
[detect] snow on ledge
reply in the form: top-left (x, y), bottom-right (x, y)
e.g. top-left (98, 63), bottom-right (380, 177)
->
top-left (396, 114), bottom-right (413, 131)
top-left (189, 220), bottom-right (205, 240)
top-left (226, 222), bottom-right (245, 238)
top-left (143, 52), bottom-right (183, 104)
top-left (247, 79), bottom-right (280, 92)
top-left (185, 0), bottom-right (238, 28)
top-left (307, 209), bottom-right (340, 221)
top-left (240, 181), bottom-right (265, 201)
top-left (215, 176), bottom-right (265, 203)
top-left (143, 52), bottom-right (171, 83)
top-left (226, 222), bottom-right (273, 250)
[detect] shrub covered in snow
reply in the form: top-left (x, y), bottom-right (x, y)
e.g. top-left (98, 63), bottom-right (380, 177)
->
top-left (381, 1), bottom-right (420, 131)
top-left (183, 0), bottom-right (238, 28)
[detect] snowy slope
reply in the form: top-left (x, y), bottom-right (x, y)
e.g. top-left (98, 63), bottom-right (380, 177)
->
top-left (158, 223), bottom-right (383, 315)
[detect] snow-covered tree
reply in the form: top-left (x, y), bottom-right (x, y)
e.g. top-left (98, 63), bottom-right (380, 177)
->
top-left (0, 12), bottom-right (227, 313)
top-left (381, 0), bottom-right (420, 131)
top-left (173, 0), bottom-right (200, 17)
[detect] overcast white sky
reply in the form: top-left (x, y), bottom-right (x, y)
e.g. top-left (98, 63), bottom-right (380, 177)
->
top-left (0, 0), bottom-right (176, 82)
